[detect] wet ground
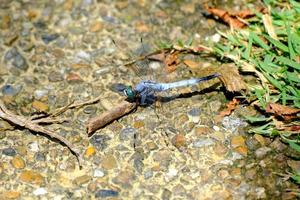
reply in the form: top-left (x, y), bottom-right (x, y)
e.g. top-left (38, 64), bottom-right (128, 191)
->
top-left (0, 0), bottom-right (298, 199)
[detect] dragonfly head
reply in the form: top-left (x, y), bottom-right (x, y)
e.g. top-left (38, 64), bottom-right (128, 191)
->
top-left (123, 86), bottom-right (136, 101)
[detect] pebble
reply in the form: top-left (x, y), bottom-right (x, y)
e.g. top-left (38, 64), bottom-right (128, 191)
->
top-left (255, 147), bottom-right (272, 159)
top-left (32, 100), bottom-right (49, 112)
top-left (210, 131), bottom-right (225, 142)
top-left (1, 84), bottom-right (22, 96)
top-left (1, 191), bottom-right (20, 199)
top-left (83, 106), bottom-right (97, 114)
top-left (34, 89), bottom-right (48, 99)
top-left (11, 155), bottom-right (26, 169)
top-left (95, 189), bottom-right (119, 198)
top-left (193, 138), bottom-right (215, 148)
top-left (166, 168), bottom-right (178, 180)
top-left (73, 175), bottom-right (91, 185)
top-left (231, 136), bottom-right (245, 148)
top-left (254, 134), bottom-right (266, 146)
top-left (112, 170), bottom-right (136, 188)
top-left (2, 147), bottom-right (16, 156)
top-left (33, 188), bottom-right (47, 196)
top-left (144, 169), bottom-right (153, 179)
top-left (134, 158), bottom-right (144, 174)
top-left (89, 21), bottom-right (103, 32)
top-left (171, 133), bottom-right (186, 149)
top-left (89, 135), bottom-right (111, 150)
top-left (35, 152), bottom-right (46, 161)
top-left (93, 169), bottom-right (105, 178)
top-left (119, 127), bottom-right (137, 141)
top-left (4, 47), bottom-right (28, 70)
top-left (101, 154), bottom-right (117, 170)
top-left (41, 33), bottom-right (59, 44)
top-left (84, 146), bottom-right (96, 158)
top-left (19, 170), bottom-right (44, 185)
top-left (161, 188), bottom-right (172, 200)
top-left (48, 71), bottom-right (64, 82)
top-left (28, 142), bottom-right (39, 152)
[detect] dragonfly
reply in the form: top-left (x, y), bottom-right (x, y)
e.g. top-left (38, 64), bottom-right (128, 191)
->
top-left (112, 39), bottom-right (220, 105)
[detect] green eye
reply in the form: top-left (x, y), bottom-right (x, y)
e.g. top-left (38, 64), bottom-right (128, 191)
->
top-left (124, 86), bottom-right (136, 100)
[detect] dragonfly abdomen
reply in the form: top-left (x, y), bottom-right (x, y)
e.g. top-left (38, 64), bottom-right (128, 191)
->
top-left (160, 73), bottom-right (220, 91)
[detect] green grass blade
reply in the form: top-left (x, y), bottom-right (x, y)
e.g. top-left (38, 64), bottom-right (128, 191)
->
top-left (263, 34), bottom-right (289, 52)
top-left (277, 56), bottom-right (300, 70)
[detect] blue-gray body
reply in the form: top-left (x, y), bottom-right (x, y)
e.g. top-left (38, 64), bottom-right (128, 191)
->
top-left (135, 73), bottom-right (220, 104)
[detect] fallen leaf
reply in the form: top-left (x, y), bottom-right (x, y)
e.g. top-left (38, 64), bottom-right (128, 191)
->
top-left (218, 98), bottom-right (240, 117)
top-left (205, 6), bottom-right (266, 29)
top-left (164, 51), bottom-right (180, 73)
top-left (219, 64), bottom-right (247, 92)
top-left (183, 59), bottom-right (199, 70)
top-left (266, 103), bottom-right (300, 121)
top-left (262, 14), bottom-right (277, 40)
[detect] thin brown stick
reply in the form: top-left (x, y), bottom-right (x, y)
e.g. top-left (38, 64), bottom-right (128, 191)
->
top-left (0, 99), bottom-right (82, 167)
top-left (86, 101), bottom-right (137, 136)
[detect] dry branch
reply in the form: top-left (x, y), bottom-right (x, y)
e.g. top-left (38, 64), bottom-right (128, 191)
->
top-left (86, 101), bottom-right (137, 136)
top-left (0, 99), bottom-right (82, 167)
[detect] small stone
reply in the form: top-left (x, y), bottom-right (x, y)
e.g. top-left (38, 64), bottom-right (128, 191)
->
top-left (254, 134), bottom-right (265, 146)
top-left (133, 120), bottom-right (145, 129)
top-left (73, 175), bottom-right (91, 185)
top-left (234, 146), bottom-right (248, 156)
top-left (32, 100), bottom-right (49, 112)
top-left (19, 170), bottom-right (44, 185)
top-left (93, 169), bottom-right (105, 177)
top-left (83, 106), bottom-right (97, 114)
top-left (144, 169), bottom-right (153, 179)
top-left (193, 138), bottom-right (214, 148)
top-left (4, 33), bottom-right (18, 46)
top-left (134, 158), bottom-right (144, 174)
top-left (171, 133), bottom-right (186, 148)
top-left (89, 135), bottom-right (111, 150)
top-left (255, 147), bottom-right (272, 159)
top-left (41, 33), bottom-right (59, 44)
top-left (87, 182), bottom-right (97, 192)
top-left (119, 127), bottom-right (137, 141)
top-left (34, 90), bottom-right (48, 100)
top-left (35, 152), bottom-right (46, 161)
top-left (66, 72), bottom-right (82, 83)
top-left (101, 154), bottom-right (117, 170)
top-left (161, 188), bottom-right (172, 200)
top-left (1, 191), bottom-right (20, 199)
top-left (95, 189), bottom-right (119, 198)
top-left (210, 131), bottom-right (225, 142)
top-left (4, 47), bottom-right (28, 70)
top-left (146, 141), bottom-right (158, 151)
top-left (231, 136), bottom-right (245, 148)
top-left (11, 156), bottom-right (25, 169)
top-left (48, 71), bottom-right (63, 82)
top-left (84, 146), bottom-right (96, 158)
top-left (1, 84), bottom-right (22, 96)
top-left (33, 188), bottom-right (47, 196)
top-left (166, 168), bottom-right (178, 180)
top-left (2, 147), bottom-right (16, 156)
top-left (194, 126), bottom-right (211, 136)
top-left (112, 170), bottom-right (136, 188)
top-left (28, 142), bottom-right (39, 152)
top-left (89, 21), bottom-right (103, 32)
top-left (180, 3), bottom-right (195, 13)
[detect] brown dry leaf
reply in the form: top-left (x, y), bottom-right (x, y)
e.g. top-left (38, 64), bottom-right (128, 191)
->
top-left (164, 51), bottom-right (180, 73)
top-left (266, 103), bottom-right (300, 120)
top-left (183, 59), bottom-right (199, 70)
top-left (205, 7), bottom-right (266, 29)
top-left (219, 64), bottom-right (247, 92)
top-left (219, 98), bottom-right (240, 117)
top-left (205, 7), bottom-right (248, 28)
top-left (262, 14), bottom-right (278, 40)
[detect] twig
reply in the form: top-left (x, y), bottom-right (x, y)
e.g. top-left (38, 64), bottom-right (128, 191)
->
top-left (86, 101), bottom-right (137, 136)
top-left (50, 95), bottom-right (102, 117)
top-left (0, 99), bottom-right (82, 168)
